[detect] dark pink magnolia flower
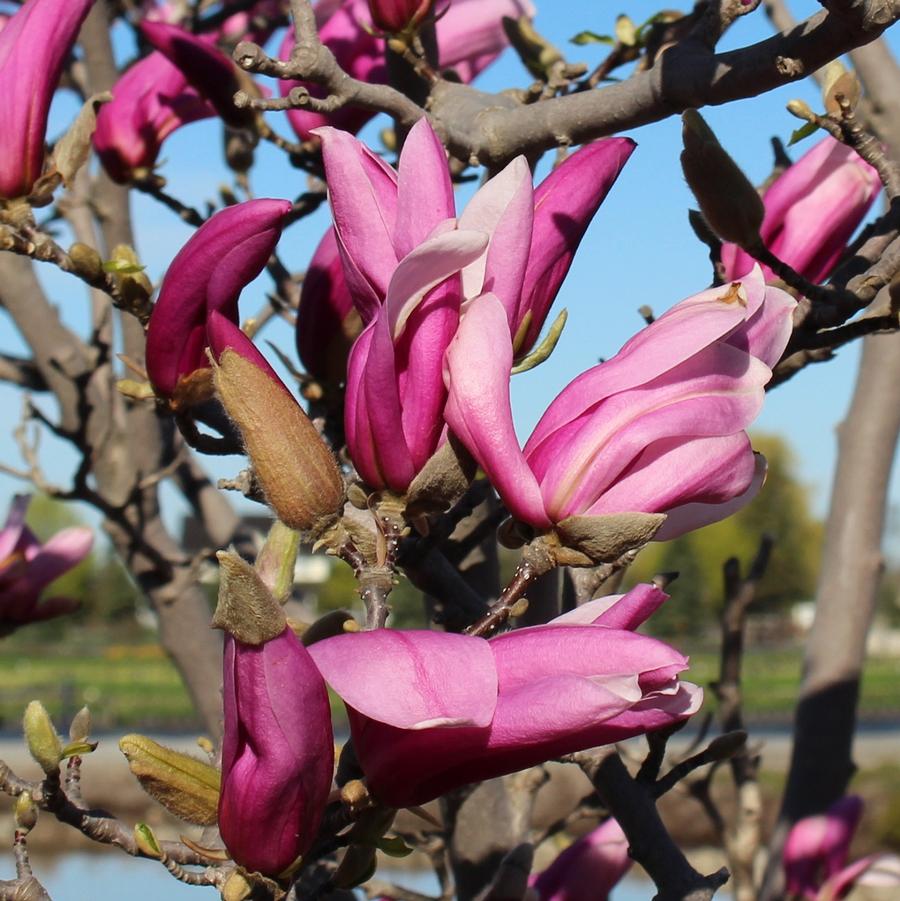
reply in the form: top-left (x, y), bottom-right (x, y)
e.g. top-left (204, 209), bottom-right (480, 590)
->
top-left (93, 52), bottom-right (215, 183)
top-left (0, 0), bottom-right (95, 199)
top-left (367, 0), bottom-right (433, 34)
top-left (530, 817), bottom-right (632, 901)
top-left (315, 119), bottom-right (633, 490)
top-left (145, 198), bottom-right (291, 403)
top-left (721, 136), bottom-right (881, 285)
top-left (0, 496), bottom-right (93, 636)
top-left (219, 627), bottom-right (334, 876)
top-left (295, 227), bottom-right (358, 385)
top-left (140, 21), bottom-right (251, 128)
top-left (279, 0), bottom-right (535, 140)
top-left (444, 267), bottom-right (795, 539)
top-left (310, 583), bottom-right (701, 808)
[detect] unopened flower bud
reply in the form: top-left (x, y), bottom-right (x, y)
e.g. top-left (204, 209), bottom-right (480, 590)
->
top-left (15, 792), bottom-right (38, 833)
top-left (23, 701), bottom-right (62, 774)
top-left (786, 99), bottom-right (815, 120)
top-left (213, 347), bottom-right (344, 534)
top-left (368, 0), bottom-right (434, 35)
top-left (680, 109), bottom-right (765, 248)
top-left (119, 734), bottom-right (220, 825)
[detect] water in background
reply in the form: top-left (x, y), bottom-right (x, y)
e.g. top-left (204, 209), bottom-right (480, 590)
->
top-left (0, 854), bottom-right (652, 899)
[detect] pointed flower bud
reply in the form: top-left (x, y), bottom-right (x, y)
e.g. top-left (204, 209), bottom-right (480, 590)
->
top-left (721, 136), bottom-right (881, 285)
top-left (23, 700), bottom-right (62, 774)
top-left (145, 199), bottom-right (291, 404)
top-left (219, 622), bottom-right (334, 874)
top-left (681, 110), bottom-right (765, 249)
top-left (210, 316), bottom-right (345, 533)
top-left (0, 0), bottom-right (95, 200)
top-left (119, 734), bottom-right (221, 825)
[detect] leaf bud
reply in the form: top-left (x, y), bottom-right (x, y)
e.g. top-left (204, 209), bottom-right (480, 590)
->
top-left (68, 706), bottom-right (92, 743)
top-left (680, 110), bottom-right (765, 249)
top-left (119, 734), bottom-right (221, 825)
top-left (134, 822), bottom-right (163, 859)
top-left (15, 792), bottom-right (38, 833)
top-left (68, 243), bottom-right (104, 281)
top-left (221, 872), bottom-right (254, 901)
top-left (23, 701), bottom-right (62, 774)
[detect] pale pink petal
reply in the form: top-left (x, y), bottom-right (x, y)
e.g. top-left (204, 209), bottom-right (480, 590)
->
top-left (19, 527), bottom-right (93, 592)
top-left (0, 495), bottom-right (30, 561)
top-left (443, 294), bottom-right (549, 526)
top-left (309, 630), bottom-right (498, 729)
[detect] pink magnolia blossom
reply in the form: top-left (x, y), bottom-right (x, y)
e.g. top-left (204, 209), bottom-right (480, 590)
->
top-left (310, 583), bottom-right (701, 808)
top-left (721, 137), bottom-right (881, 285)
top-left (219, 627), bottom-right (334, 875)
top-left (530, 818), bottom-right (632, 901)
top-left (279, 0), bottom-right (535, 140)
top-left (93, 52), bottom-right (214, 183)
top-left (315, 119), bottom-right (632, 488)
top-left (444, 267), bottom-right (795, 539)
top-left (145, 199), bottom-right (291, 401)
top-left (0, 495), bottom-right (93, 636)
top-left (141, 21), bottom-right (250, 128)
top-left (0, 0), bottom-right (95, 199)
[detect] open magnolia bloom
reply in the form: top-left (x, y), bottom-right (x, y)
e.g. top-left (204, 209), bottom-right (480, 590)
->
top-left (310, 583), bottom-right (701, 808)
top-left (444, 266), bottom-right (796, 542)
top-left (314, 118), bottom-right (633, 491)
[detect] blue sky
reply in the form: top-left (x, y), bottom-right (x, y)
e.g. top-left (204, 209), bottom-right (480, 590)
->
top-left (2, 1), bottom-right (899, 551)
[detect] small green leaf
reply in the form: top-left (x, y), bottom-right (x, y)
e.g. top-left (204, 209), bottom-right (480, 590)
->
top-left (102, 259), bottom-right (146, 275)
top-left (571, 30), bottom-right (615, 45)
top-left (788, 121), bottom-right (820, 146)
top-left (61, 740), bottom-right (98, 759)
top-left (376, 835), bottom-right (414, 858)
top-left (134, 823), bottom-right (163, 859)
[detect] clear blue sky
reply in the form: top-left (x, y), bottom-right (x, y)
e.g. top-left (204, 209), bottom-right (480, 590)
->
top-left (2, 1), bottom-right (899, 553)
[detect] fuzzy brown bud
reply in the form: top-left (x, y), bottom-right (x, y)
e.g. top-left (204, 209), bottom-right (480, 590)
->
top-left (680, 110), bottom-right (765, 249)
top-left (214, 349), bottom-right (344, 534)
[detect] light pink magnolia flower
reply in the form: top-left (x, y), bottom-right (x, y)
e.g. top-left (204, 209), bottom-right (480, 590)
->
top-left (310, 583), bottom-right (701, 808)
top-left (219, 627), bottom-right (334, 876)
top-left (279, 0), bottom-right (535, 140)
top-left (444, 267), bottom-right (795, 539)
top-left (721, 136), bottom-right (881, 285)
top-left (0, 0), bottom-right (95, 199)
top-left (530, 818), bottom-right (632, 901)
top-left (93, 52), bottom-right (214, 183)
top-left (0, 495), bottom-right (93, 636)
top-left (315, 118), bottom-right (633, 490)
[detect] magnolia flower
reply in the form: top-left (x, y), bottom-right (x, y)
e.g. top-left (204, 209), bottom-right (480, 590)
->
top-left (93, 52), bottom-right (214, 183)
top-left (444, 267), bottom-right (795, 540)
top-left (315, 118), bottom-right (632, 490)
top-left (784, 796), bottom-right (900, 900)
top-left (219, 626), bottom-right (334, 875)
top-left (721, 136), bottom-right (881, 285)
top-left (280, 0), bottom-right (534, 140)
top-left (530, 818), bottom-right (632, 901)
top-left (141, 21), bottom-right (251, 128)
top-left (310, 583), bottom-right (701, 808)
top-left (145, 198), bottom-right (291, 404)
top-left (0, 496), bottom-right (93, 636)
top-left (0, 0), bottom-right (95, 199)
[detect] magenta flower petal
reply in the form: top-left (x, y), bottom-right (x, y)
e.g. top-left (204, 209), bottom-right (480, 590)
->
top-left (444, 294), bottom-right (550, 526)
top-left (146, 198), bottom-right (291, 398)
top-left (308, 630), bottom-right (497, 729)
top-left (219, 629), bottom-right (334, 876)
top-left (0, 0), bottom-right (95, 198)
top-left (19, 527), bottom-right (93, 594)
top-left (519, 138), bottom-right (636, 353)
